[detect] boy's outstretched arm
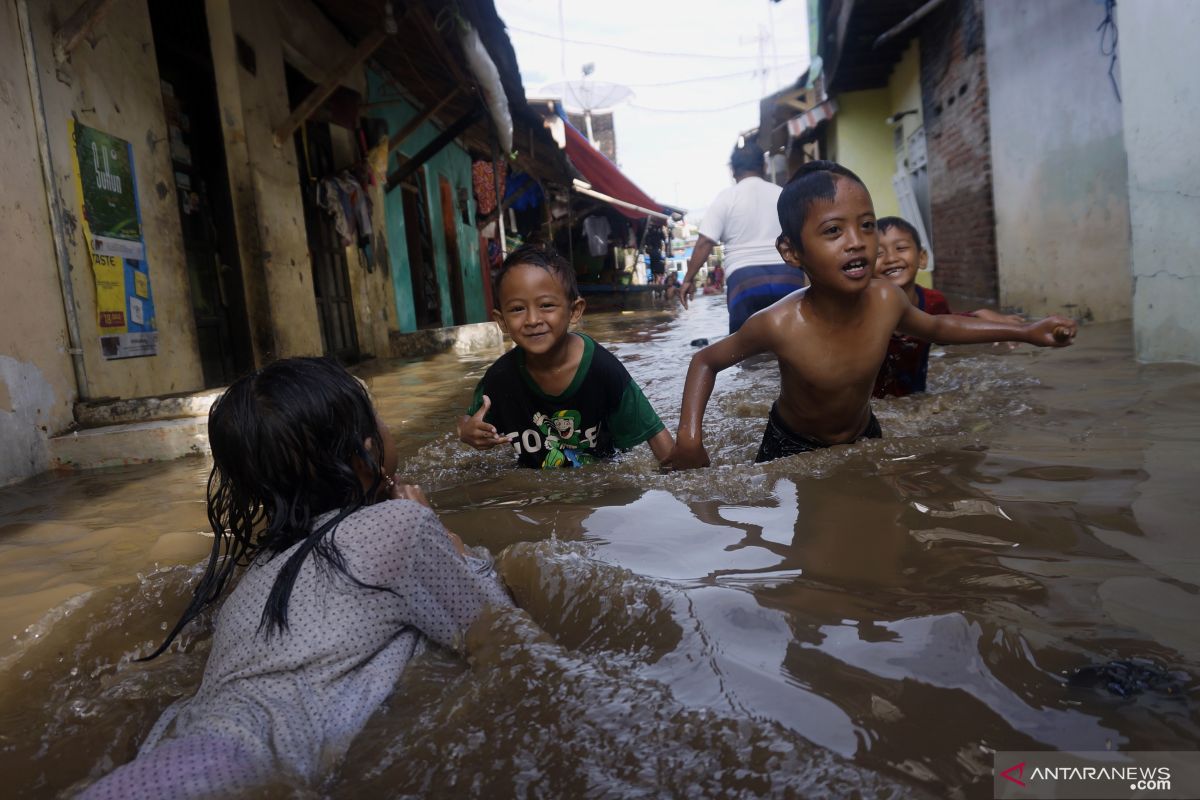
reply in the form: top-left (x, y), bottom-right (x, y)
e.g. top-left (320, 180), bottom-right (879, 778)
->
top-left (899, 301), bottom-right (1077, 348)
top-left (665, 317), bottom-right (773, 470)
top-left (968, 307), bottom-right (1025, 325)
top-left (457, 395), bottom-right (511, 449)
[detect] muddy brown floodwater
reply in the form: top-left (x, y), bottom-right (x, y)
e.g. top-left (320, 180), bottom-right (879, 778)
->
top-left (1, 296), bottom-right (1198, 798)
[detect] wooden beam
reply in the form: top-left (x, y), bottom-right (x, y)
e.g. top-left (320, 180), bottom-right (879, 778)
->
top-left (410, 6), bottom-right (473, 87)
top-left (874, 0), bottom-right (951, 49)
top-left (385, 106), bottom-right (483, 191)
top-left (386, 87), bottom-right (463, 154)
top-left (53, 0), bottom-right (118, 63)
top-left (272, 29), bottom-right (387, 147)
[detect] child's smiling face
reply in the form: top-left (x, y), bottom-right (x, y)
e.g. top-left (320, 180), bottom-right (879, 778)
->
top-left (875, 227), bottom-right (926, 291)
top-left (778, 178), bottom-right (878, 293)
top-left (493, 263), bottom-right (584, 357)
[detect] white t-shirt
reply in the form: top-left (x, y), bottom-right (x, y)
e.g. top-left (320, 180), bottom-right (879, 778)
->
top-left (698, 176), bottom-right (786, 276)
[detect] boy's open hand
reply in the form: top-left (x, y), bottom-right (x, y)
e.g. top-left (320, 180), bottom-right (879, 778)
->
top-left (457, 395), bottom-right (511, 449)
top-left (1023, 316), bottom-right (1078, 347)
top-left (662, 439), bottom-right (710, 471)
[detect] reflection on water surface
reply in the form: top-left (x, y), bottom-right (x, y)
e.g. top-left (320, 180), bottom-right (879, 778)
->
top-left (1, 297), bottom-right (1197, 798)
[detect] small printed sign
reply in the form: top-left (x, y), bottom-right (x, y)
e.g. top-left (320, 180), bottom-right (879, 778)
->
top-left (70, 121), bottom-right (157, 359)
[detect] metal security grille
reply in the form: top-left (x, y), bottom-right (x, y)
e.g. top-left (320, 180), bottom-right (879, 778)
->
top-left (292, 110), bottom-right (359, 363)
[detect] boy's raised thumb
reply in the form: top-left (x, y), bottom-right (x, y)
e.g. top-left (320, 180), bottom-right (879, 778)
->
top-left (473, 395), bottom-right (491, 418)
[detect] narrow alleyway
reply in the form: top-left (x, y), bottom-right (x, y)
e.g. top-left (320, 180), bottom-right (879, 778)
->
top-left (2, 299), bottom-right (1198, 797)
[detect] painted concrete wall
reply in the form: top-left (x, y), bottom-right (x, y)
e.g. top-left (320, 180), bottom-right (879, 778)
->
top-left (984, 0), bottom-right (1131, 322)
top-left (887, 39), bottom-right (933, 289)
top-left (0, 2), bottom-right (78, 485)
top-left (368, 69), bottom-right (485, 333)
top-left (1118, 1), bottom-right (1200, 363)
top-left (829, 89), bottom-right (901, 220)
top-left (25, 0), bottom-right (205, 401)
top-left (890, 40), bottom-right (923, 153)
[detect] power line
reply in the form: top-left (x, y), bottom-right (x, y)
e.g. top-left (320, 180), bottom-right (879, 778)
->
top-left (507, 25), bottom-right (806, 61)
top-left (626, 61), bottom-right (804, 89)
top-left (628, 99), bottom-right (761, 114)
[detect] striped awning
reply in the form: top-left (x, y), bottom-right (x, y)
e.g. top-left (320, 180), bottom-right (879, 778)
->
top-left (786, 100), bottom-right (838, 142)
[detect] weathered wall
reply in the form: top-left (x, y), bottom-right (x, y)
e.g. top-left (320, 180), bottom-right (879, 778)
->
top-left (920, 0), bottom-right (998, 304)
top-left (212, 0), bottom-right (324, 359)
top-left (369, 69), bottom-right (485, 333)
top-left (208, 0), bottom-right (399, 361)
top-left (886, 39), bottom-right (933, 289)
top-left (984, 0), bottom-right (1130, 322)
top-left (0, 1), bottom-right (78, 485)
top-left (828, 89), bottom-right (901, 219)
top-left (25, 0), bottom-right (204, 399)
top-left (1118, 1), bottom-right (1200, 363)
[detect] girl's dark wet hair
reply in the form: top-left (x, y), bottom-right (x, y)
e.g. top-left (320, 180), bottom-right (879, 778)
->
top-left (776, 160), bottom-right (867, 252)
top-left (494, 243), bottom-right (579, 307)
top-left (143, 357), bottom-right (389, 659)
top-left (877, 216), bottom-right (924, 251)
top-left (730, 140), bottom-right (765, 175)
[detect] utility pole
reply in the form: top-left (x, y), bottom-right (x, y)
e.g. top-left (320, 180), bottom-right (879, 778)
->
top-left (740, 26), bottom-right (770, 96)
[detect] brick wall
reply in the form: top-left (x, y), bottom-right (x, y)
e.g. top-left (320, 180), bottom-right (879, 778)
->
top-left (919, 0), bottom-right (998, 303)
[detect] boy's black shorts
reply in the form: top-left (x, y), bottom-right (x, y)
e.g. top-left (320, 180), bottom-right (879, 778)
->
top-left (754, 402), bottom-right (882, 463)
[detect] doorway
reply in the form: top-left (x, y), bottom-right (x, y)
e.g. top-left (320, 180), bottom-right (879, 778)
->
top-left (439, 175), bottom-right (467, 324)
top-left (285, 65), bottom-right (360, 362)
top-left (398, 170), bottom-right (442, 329)
top-left (149, 0), bottom-right (253, 387)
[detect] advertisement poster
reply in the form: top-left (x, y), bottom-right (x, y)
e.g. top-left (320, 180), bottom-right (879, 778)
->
top-left (70, 120), bottom-right (158, 359)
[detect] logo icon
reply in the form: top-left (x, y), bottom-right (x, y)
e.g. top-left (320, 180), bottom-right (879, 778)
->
top-left (1000, 762), bottom-right (1026, 787)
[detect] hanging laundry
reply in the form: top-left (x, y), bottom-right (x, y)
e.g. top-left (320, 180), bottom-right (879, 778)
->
top-left (317, 171), bottom-right (374, 249)
top-left (504, 172), bottom-right (543, 212)
top-left (317, 178), bottom-right (353, 246)
top-left (334, 172), bottom-right (372, 248)
top-left (472, 159), bottom-right (508, 216)
top-left (582, 215), bottom-right (612, 257)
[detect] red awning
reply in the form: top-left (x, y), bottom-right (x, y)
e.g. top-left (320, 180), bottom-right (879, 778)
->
top-left (562, 121), bottom-right (664, 220)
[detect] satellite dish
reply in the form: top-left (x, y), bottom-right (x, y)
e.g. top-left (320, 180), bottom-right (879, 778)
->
top-left (540, 80), bottom-right (634, 114)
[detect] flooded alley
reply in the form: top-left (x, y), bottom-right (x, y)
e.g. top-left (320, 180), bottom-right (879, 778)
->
top-left (2, 297), bottom-right (1197, 798)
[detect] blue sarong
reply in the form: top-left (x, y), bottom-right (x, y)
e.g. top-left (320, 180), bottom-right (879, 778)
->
top-left (725, 264), bottom-right (808, 334)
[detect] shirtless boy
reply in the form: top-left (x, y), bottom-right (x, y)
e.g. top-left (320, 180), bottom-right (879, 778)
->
top-left (665, 160), bottom-right (1077, 468)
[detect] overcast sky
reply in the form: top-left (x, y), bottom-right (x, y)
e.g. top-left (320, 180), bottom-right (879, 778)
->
top-left (494, 0), bottom-right (810, 221)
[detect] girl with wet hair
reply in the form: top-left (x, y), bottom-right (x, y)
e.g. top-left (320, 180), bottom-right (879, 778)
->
top-left (81, 357), bottom-right (511, 799)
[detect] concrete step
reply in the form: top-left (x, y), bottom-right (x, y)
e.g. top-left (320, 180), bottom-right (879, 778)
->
top-left (48, 416), bottom-right (210, 471)
top-left (74, 388), bottom-right (222, 428)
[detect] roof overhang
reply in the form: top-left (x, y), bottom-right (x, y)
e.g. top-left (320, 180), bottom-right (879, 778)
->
top-left (311, 0), bottom-right (571, 184)
top-left (563, 121), bottom-right (668, 221)
top-left (819, 0), bottom-right (931, 93)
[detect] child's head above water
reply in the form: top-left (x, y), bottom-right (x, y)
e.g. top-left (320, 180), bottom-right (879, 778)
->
top-left (776, 160), bottom-right (869, 253)
top-left (147, 357), bottom-right (395, 658)
top-left (493, 243), bottom-right (579, 308)
top-left (208, 358), bottom-right (391, 521)
top-left (492, 243), bottom-right (585, 357)
top-left (874, 216), bottom-right (927, 291)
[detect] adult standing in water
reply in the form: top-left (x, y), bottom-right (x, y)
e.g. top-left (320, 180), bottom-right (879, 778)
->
top-left (680, 140), bottom-right (807, 333)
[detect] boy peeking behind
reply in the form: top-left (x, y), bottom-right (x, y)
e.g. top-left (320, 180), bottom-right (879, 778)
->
top-left (872, 215), bottom-right (1024, 398)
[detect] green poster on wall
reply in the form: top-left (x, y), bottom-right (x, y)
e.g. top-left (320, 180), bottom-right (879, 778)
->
top-left (70, 121), bottom-right (157, 359)
top-left (72, 122), bottom-right (145, 261)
